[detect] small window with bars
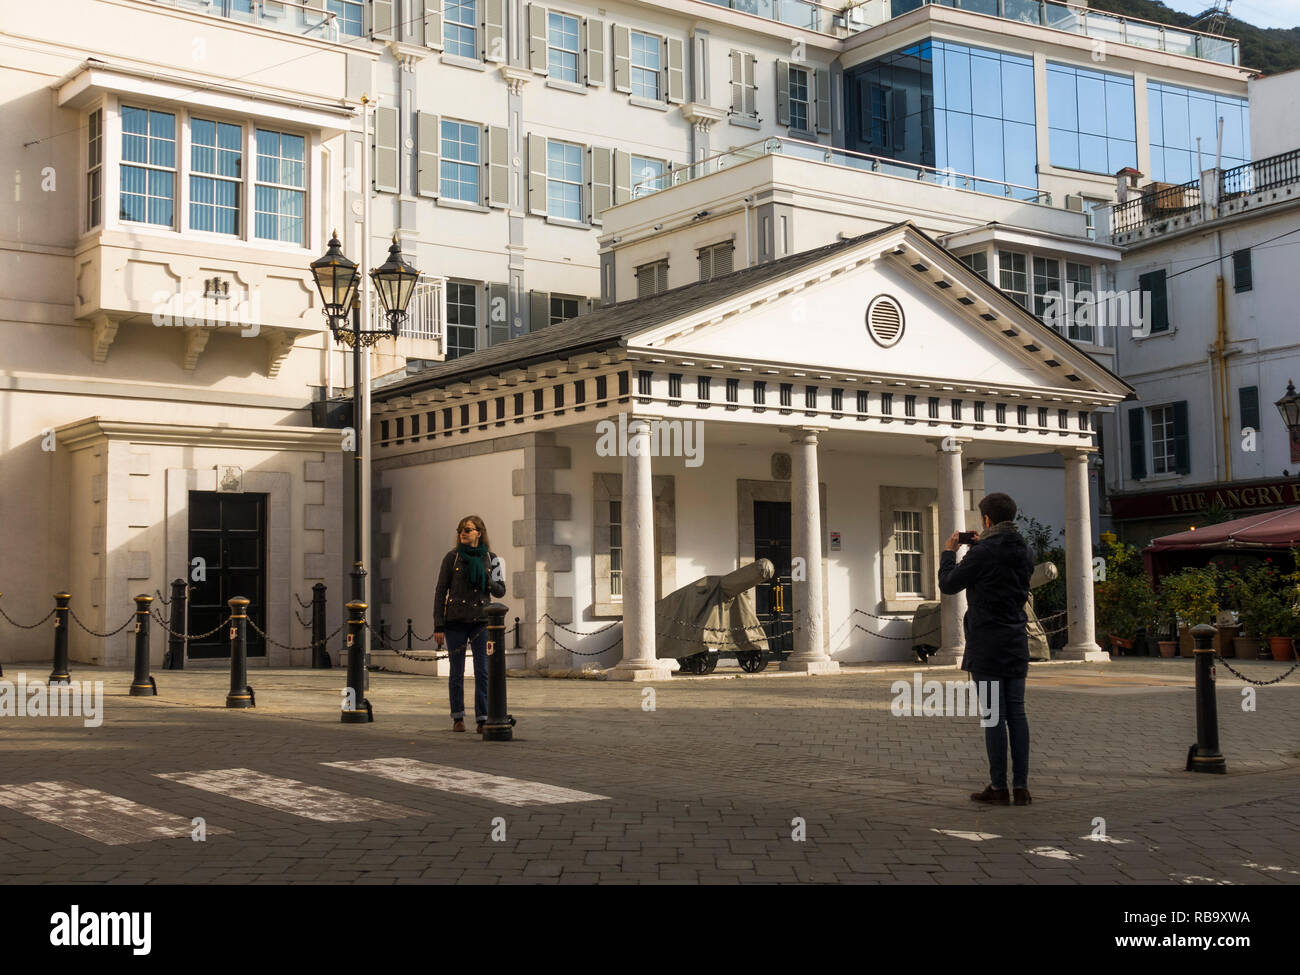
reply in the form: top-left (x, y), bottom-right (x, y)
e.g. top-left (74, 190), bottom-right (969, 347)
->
top-left (905, 394), bottom-right (917, 419)
top-left (596, 375), bottom-right (608, 401)
top-left (1058, 408), bottom-right (1067, 429)
top-left (668, 373), bottom-right (682, 404)
top-left (638, 370), bottom-right (652, 399)
top-left (754, 380), bottom-right (766, 410)
top-left (928, 397), bottom-right (940, 420)
top-left (974, 402), bottom-right (985, 424)
top-left (951, 399), bottom-right (962, 421)
top-left (996, 403), bottom-right (1007, 426)
top-left (831, 388), bottom-right (843, 414)
top-left (513, 392), bottom-right (524, 423)
top-left (698, 241), bottom-right (735, 282)
top-left (609, 500), bottom-right (623, 599)
top-left (880, 392), bottom-right (891, 418)
top-left (726, 377), bottom-right (739, 406)
top-left (805, 386), bottom-right (817, 411)
top-left (893, 509), bottom-right (925, 597)
top-left (697, 376), bottom-right (710, 405)
top-left (533, 389), bottom-right (545, 414)
top-left (1038, 407), bottom-right (1048, 428)
top-left (1017, 405), bottom-right (1028, 426)
top-left (780, 383), bottom-right (793, 413)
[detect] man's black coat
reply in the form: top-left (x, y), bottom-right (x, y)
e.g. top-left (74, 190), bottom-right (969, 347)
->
top-left (937, 522), bottom-right (1034, 678)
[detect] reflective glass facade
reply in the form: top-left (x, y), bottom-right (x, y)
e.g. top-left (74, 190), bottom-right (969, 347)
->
top-left (1147, 81), bottom-right (1249, 184)
top-left (1046, 62), bottom-right (1136, 175)
top-left (845, 40), bottom-right (1037, 199)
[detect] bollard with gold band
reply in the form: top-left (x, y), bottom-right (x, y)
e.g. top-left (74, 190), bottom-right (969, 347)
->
top-left (50, 592), bottom-right (72, 685)
top-left (1186, 622), bottom-right (1226, 773)
top-left (164, 578), bottom-right (187, 670)
top-left (129, 594), bottom-right (158, 696)
top-left (226, 596), bottom-right (255, 709)
top-left (341, 599), bottom-right (373, 723)
top-left (482, 602), bottom-right (515, 741)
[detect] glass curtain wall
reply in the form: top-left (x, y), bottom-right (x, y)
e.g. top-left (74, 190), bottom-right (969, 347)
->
top-left (845, 40), bottom-right (1037, 199)
top-left (1147, 81), bottom-right (1249, 184)
top-left (1046, 62), bottom-right (1137, 175)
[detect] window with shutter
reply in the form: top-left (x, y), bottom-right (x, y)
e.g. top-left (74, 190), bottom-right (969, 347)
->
top-left (775, 60), bottom-right (790, 126)
top-left (728, 51), bottom-right (757, 122)
top-left (666, 37), bottom-right (685, 104)
top-left (1240, 386), bottom-right (1260, 434)
top-left (1128, 406), bottom-right (1146, 480)
top-left (370, 0), bottom-right (394, 39)
top-left (697, 241), bottom-right (734, 282)
top-left (483, 0), bottom-right (505, 62)
top-left (486, 125), bottom-right (508, 207)
top-left (528, 3), bottom-right (548, 73)
top-left (612, 25), bottom-right (631, 93)
top-left (444, 0), bottom-right (477, 58)
top-left (583, 18), bottom-right (606, 87)
top-left (1233, 248), bottom-right (1252, 293)
top-left (374, 106), bottom-right (399, 193)
top-left (416, 112), bottom-right (440, 198)
top-left (815, 68), bottom-right (830, 134)
top-left (636, 259), bottom-right (668, 298)
top-left (1138, 269), bottom-right (1169, 333)
top-left (423, 0), bottom-right (443, 49)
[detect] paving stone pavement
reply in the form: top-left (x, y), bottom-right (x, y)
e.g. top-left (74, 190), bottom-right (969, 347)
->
top-left (1, 658), bottom-right (1299, 885)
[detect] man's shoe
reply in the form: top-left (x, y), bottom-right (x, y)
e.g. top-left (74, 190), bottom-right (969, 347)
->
top-left (452, 720), bottom-right (466, 732)
top-left (970, 786), bottom-right (1011, 805)
top-left (1013, 788), bottom-right (1032, 806)
top-left (476, 722), bottom-right (485, 735)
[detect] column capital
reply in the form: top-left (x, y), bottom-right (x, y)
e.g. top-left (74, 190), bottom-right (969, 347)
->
top-left (1057, 445), bottom-right (1098, 459)
top-left (788, 426), bottom-right (827, 444)
top-left (928, 436), bottom-right (971, 454)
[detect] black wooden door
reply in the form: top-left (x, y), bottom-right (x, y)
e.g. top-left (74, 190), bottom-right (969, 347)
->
top-left (187, 491), bottom-right (267, 659)
top-left (753, 500), bottom-right (793, 654)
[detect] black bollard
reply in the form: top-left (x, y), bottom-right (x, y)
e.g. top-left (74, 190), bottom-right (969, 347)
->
top-left (406, 619), bottom-right (413, 653)
top-left (1186, 622), bottom-right (1226, 774)
top-left (129, 595), bottom-right (158, 696)
top-left (50, 592), bottom-right (72, 685)
top-left (165, 578), bottom-right (187, 670)
top-left (311, 583), bottom-right (330, 669)
top-left (483, 602), bottom-right (515, 742)
top-left (341, 600), bottom-right (373, 723)
top-left (226, 597), bottom-right (255, 709)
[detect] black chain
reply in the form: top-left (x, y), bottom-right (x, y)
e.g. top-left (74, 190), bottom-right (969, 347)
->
top-left (0, 604), bottom-right (56, 629)
top-left (294, 592), bottom-right (313, 609)
top-left (853, 622), bottom-right (942, 641)
top-left (149, 610), bottom-right (231, 642)
top-left (1215, 653), bottom-right (1300, 686)
top-left (246, 618), bottom-right (345, 652)
top-left (362, 621), bottom-right (448, 659)
top-left (294, 609), bottom-right (312, 628)
top-left (154, 589), bottom-right (171, 607)
top-left (69, 608), bottom-right (136, 638)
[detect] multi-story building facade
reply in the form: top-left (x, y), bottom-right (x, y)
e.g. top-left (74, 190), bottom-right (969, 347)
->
top-left (1096, 142), bottom-right (1300, 545)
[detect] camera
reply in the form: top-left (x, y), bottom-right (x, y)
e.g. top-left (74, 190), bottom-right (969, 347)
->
top-left (957, 531), bottom-right (978, 545)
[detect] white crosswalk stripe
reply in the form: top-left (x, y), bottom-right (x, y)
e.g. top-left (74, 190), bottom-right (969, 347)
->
top-left (0, 780), bottom-right (219, 845)
top-left (324, 757), bottom-right (610, 806)
top-left (156, 768), bottom-right (419, 822)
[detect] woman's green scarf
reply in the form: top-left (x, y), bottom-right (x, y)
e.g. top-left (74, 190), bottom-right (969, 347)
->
top-left (457, 541), bottom-right (490, 592)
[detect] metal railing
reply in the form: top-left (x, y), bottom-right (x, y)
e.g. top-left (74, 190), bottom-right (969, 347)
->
top-left (695, 0), bottom-right (843, 34)
top-left (634, 135), bottom-right (1052, 205)
top-left (370, 274), bottom-right (445, 346)
top-left (1109, 148), bottom-right (1300, 236)
top-left (146, 0), bottom-right (341, 42)
top-left (883, 0), bottom-right (1239, 65)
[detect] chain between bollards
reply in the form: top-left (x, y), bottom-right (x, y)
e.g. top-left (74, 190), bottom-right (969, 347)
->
top-left (341, 600), bottom-right (373, 723)
top-left (226, 597), bottom-right (255, 709)
top-left (129, 594), bottom-right (158, 697)
top-left (1187, 622), bottom-right (1226, 774)
top-left (482, 602), bottom-right (515, 741)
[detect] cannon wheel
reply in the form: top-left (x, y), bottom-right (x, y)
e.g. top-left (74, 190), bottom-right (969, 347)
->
top-left (676, 656), bottom-right (701, 675)
top-left (698, 652), bottom-right (719, 675)
top-left (736, 650), bottom-right (768, 673)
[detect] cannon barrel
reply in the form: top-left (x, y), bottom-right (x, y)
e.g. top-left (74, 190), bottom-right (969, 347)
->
top-left (719, 559), bottom-right (775, 599)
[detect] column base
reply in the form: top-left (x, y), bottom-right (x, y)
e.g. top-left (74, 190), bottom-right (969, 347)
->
top-left (606, 660), bottom-right (674, 681)
top-left (926, 647), bottom-right (965, 667)
top-left (1058, 643), bottom-right (1110, 662)
top-left (780, 656), bottom-right (841, 675)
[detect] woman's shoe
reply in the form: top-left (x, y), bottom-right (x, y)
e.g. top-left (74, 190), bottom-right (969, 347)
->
top-left (970, 786), bottom-right (1011, 805)
top-left (1013, 788), bottom-right (1032, 806)
top-left (452, 720), bottom-right (466, 732)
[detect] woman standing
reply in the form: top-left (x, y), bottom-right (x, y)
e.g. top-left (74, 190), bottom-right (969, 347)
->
top-left (434, 515), bottom-right (506, 733)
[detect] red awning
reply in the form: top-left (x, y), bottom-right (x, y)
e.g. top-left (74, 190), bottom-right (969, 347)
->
top-left (1144, 505), bottom-right (1300, 552)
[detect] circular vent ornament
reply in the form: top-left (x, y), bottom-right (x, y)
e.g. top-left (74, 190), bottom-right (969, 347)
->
top-left (865, 295), bottom-right (905, 348)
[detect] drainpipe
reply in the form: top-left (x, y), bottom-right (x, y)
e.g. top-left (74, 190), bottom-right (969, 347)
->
top-left (1215, 229), bottom-right (1232, 483)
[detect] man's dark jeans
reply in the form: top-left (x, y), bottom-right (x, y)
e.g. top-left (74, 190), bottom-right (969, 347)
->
top-left (446, 622), bottom-right (488, 723)
top-left (972, 672), bottom-right (1029, 790)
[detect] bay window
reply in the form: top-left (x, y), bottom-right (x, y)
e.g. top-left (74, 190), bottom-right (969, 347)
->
top-left (254, 129), bottom-right (305, 244)
top-left (120, 106), bottom-right (176, 227)
top-left (190, 118), bottom-right (242, 235)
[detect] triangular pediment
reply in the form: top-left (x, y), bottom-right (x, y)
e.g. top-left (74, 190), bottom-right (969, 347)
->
top-left (626, 225), bottom-right (1130, 400)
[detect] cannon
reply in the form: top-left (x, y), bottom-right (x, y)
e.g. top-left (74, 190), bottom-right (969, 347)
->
top-left (656, 559), bottom-right (775, 675)
top-left (911, 560), bottom-right (1059, 662)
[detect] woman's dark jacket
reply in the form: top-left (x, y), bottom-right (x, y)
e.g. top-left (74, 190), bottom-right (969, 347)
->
top-left (937, 522), bottom-right (1033, 678)
top-left (434, 548), bottom-right (506, 629)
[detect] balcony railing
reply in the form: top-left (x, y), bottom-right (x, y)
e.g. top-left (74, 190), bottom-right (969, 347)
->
top-left (1108, 148), bottom-right (1300, 235)
top-left (695, 0), bottom-right (844, 34)
top-left (880, 0), bottom-right (1240, 65)
top-left (371, 275), bottom-right (445, 348)
top-left (634, 136), bottom-right (1053, 205)
top-left (146, 0), bottom-right (341, 42)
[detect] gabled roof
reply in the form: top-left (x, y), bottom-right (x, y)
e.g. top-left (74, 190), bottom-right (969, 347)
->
top-left (375, 224), bottom-right (904, 400)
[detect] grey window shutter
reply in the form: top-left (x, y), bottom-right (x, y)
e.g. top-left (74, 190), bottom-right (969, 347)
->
top-left (529, 290), bottom-right (550, 330)
top-left (529, 4), bottom-right (548, 74)
top-left (486, 125), bottom-right (509, 208)
top-left (487, 283), bottom-right (510, 345)
top-left (527, 133), bottom-right (547, 216)
top-left (715, 242), bottom-right (733, 276)
top-left (666, 37), bottom-right (685, 104)
top-left (775, 60), bottom-right (791, 126)
top-left (371, 0), bottom-right (394, 39)
top-left (591, 146), bottom-right (613, 223)
top-left (578, 297), bottom-right (594, 316)
top-left (743, 53), bottom-right (756, 116)
top-left (417, 112), bottom-right (440, 198)
top-left (730, 51), bottom-right (744, 114)
top-left (584, 17), bottom-right (606, 87)
top-left (698, 247), bottom-right (711, 283)
top-left (1240, 386), bottom-right (1260, 432)
top-left (815, 68), bottom-right (831, 134)
top-left (657, 262), bottom-right (668, 293)
top-left (1173, 401), bottom-right (1191, 475)
top-left (424, 0), bottom-right (443, 49)
top-left (613, 149), bottom-right (630, 205)
top-left (1128, 406), bottom-right (1146, 481)
top-left (613, 25), bottom-right (631, 93)
top-left (375, 106), bottom-right (400, 193)
top-left (484, 0), bottom-right (506, 62)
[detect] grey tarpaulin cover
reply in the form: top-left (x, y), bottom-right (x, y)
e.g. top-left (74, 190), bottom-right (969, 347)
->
top-left (655, 559), bottom-right (774, 659)
top-left (912, 561), bottom-right (1057, 661)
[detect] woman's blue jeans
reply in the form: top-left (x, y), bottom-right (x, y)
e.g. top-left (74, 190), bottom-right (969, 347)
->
top-left (445, 622), bottom-right (488, 723)
top-left (972, 673), bottom-right (1029, 790)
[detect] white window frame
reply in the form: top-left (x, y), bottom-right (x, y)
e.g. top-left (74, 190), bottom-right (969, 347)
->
top-left (629, 155), bottom-right (666, 196)
top-left (608, 499), bottom-right (623, 599)
top-left (998, 250), bottom-right (1028, 308)
top-left (444, 0), bottom-right (478, 60)
top-left (547, 10), bottom-right (580, 84)
top-left (1150, 404), bottom-right (1177, 475)
top-left (252, 127), bottom-right (307, 246)
top-left (86, 107), bottom-right (103, 232)
top-left (630, 29), bottom-right (661, 101)
top-left (550, 293), bottom-right (581, 326)
top-left (1066, 261), bottom-right (1094, 343)
top-left (445, 279), bottom-right (479, 359)
top-left (788, 65), bottom-right (811, 133)
top-left (120, 104), bottom-right (178, 229)
top-left (1031, 255), bottom-right (1061, 323)
top-left (546, 139), bottom-right (583, 222)
top-left (439, 119), bottom-right (480, 203)
top-left (893, 509), bottom-right (925, 597)
top-left (189, 116), bottom-right (243, 237)
top-left (326, 0), bottom-right (363, 37)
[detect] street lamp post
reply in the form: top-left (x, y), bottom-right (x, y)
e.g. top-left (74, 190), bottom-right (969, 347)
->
top-left (310, 230), bottom-right (419, 723)
top-left (1276, 380), bottom-right (1300, 445)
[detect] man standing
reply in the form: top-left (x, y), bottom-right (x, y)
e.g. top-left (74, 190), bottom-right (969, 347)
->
top-left (937, 492), bottom-right (1035, 806)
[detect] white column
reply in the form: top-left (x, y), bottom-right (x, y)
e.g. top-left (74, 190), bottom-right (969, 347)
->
top-left (782, 427), bottom-right (839, 674)
top-left (931, 438), bottom-right (968, 667)
top-left (610, 416), bottom-right (671, 681)
top-left (1059, 448), bottom-right (1109, 661)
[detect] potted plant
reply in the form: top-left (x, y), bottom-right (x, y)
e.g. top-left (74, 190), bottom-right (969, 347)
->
top-left (1234, 564), bottom-right (1274, 659)
top-left (1256, 594), bottom-right (1298, 661)
top-left (1094, 540), bottom-right (1153, 653)
top-left (1159, 567), bottom-right (1220, 657)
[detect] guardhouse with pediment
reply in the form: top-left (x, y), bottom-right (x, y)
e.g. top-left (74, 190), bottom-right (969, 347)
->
top-left (371, 221), bottom-right (1132, 676)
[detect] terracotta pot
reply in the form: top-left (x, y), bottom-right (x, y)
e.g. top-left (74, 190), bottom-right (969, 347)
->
top-left (1157, 640), bottom-right (1178, 657)
top-left (1267, 637), bottom-right (1295, 662)
top-left (1233, 636), bottom-right (1264, 660)
top-left (1216, 625), bottom-right (1239, 658)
